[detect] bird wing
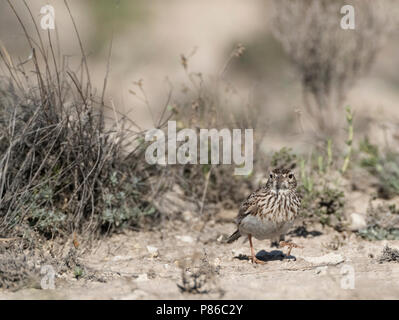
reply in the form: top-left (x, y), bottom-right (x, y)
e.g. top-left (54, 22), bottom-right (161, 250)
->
top-left (236, 188), bottom-right (265, 225)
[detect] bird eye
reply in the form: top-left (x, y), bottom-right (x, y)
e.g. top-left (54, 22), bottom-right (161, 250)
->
top-left (269, 173), bottom-right (273, 179)
top-left (288, 174), bottom-right (293, 179)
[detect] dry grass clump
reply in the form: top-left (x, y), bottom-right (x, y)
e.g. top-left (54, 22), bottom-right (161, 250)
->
top-left (157, 45), bottom-right (265, 220)
top-left (378, 245), bottom-right (399, 263)
top-left (358, 201), bottom-right (399, 240)
top-left (272, 0), bottom-right (396, 134)
top-left (0, 1), bottom-right (160, 239)
top-left (359, 137), bottom-right (399, 199)
top-left (0, 243), bottom-right (41, 290)
top-left (272, 146), bottom-right (347, 231)
top-left (0, 238), bottom-right (103, 290)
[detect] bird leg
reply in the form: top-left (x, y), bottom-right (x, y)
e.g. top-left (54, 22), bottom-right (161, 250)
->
top-left (279, 240), bottom-right (303, 257)
top-left (248, 235), bottom-right (265, 264)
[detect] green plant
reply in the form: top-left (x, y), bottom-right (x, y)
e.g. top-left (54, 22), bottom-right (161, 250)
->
top-left (358, 226), bottom-right (399, 241)
top-left (315, 187), bottom-right (345, 228)
top-left (358, 201), bottom-right (399, 240)
top-left (74, 266), bottom-right (84, 279)
top-left (359, 137), bottom-right (399, 198)
top-left (299, 158), bottom-right (313, 193)
top-left (341, 106), bottom-right (354, 174)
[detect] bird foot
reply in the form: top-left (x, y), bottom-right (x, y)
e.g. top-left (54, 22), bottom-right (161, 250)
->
top-left (251, 256), bottom-right (266, 264)
top-left (279, 241), bottom-right (303, 256)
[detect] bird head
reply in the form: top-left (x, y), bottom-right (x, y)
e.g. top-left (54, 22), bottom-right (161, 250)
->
top-left (266, 168), bottom-right (297, 195)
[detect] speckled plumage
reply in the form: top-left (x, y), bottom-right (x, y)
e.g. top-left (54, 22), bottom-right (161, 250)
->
top-left (227, 168), bottom-right (302, 263)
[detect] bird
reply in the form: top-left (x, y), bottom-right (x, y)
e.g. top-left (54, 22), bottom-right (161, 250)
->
top-left (226, 168), bottom-right (302, 264)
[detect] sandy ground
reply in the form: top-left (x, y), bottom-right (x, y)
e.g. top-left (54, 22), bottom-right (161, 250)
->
top-left (1, 219), bottom-right (399, 300)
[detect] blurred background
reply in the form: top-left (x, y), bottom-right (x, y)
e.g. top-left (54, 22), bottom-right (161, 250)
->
top-left (1, 0), bottom-right (398, 152)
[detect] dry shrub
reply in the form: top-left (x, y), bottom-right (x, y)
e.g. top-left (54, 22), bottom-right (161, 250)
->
top-left (378, 245), bottom-right (399, 263)
top-left (358, 201), bottom-right (399, 240)
top-left (157, 45), bottom-right (267, 220)
top-left (0, 1), bottom-right (161, 239)
top-left (0, 242), bottom-right (41, 290)
top-left (272, 0), bottom-right (397, 134)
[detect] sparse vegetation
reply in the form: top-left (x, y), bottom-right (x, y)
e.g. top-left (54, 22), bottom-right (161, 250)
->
top-left (0, 1), bottom-right (161, 240)
top-left (358, 201), bottom-right (399, 240)
top-left (378, 245), bottom-right (399, 263)
top-left (156, 44), bottom-right (262, 216)
top-left (359, 137), bottom-right (399, 199)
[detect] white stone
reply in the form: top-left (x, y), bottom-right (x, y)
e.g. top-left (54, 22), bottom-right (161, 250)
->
top-left (111, 255), bottom-right (133, 262)
top-left (231, 249), bottom-right (246, 257)
top-left (146, 246), bottom-right (159, 257)
top-left (135, 274), bottom-right (149, 282)
top-left (303, 253), bottom-right (345, 265)
top-left (182, 211), bottom-right (195, 222)
top-left (349, 213), bottom-right (367, 231)
top-left (175, 235), bottom-right (194, 243)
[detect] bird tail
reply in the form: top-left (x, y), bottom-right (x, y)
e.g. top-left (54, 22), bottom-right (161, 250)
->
top-left (225, 230), bottom-right (241, 243)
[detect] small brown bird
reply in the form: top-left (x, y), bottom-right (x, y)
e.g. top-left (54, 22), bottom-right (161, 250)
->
top-left (227, 168), bottom-right (302, 264)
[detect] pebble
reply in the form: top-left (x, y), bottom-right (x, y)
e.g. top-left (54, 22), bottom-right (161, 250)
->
top-left (111, 255), bottom-right (133, 262)
top-left (182, 211), bottom-right (196, 222)
top-left (231, 249), bottom-right (246, 257)
top-left (135, 274), bottom-right (149, 282)
top-left (303, 253), bottom-right (345, 265)
top-left (146, 246), bottom-right (159, 257)
top-left (213, 258), bottom-right (221, 266)
top-left (175, 235), bottom-right (194, 243)
top-left (349, 213), bottom-right (367, 231)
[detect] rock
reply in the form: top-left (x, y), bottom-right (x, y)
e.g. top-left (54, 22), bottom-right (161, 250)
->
top-left (111, 255), bottom-right (133, 262)
top-left (135, 274), bottom-right (149, 282)
top-left (175, 235), bottom-right (194, 243)
top-left (174, 260), bottom-right (181, 267)
top-left (349, 213), bottom-right (367, 231)
top-left (231, 248), bottom-right (246, 257)
top-left (303, 253), bottom-right (345, 265)
top-left (182, 211), bottom-right (195, 222)
top-left (146, 246), bottom-right (159, 257)
top-left (213, 258), bottom-right (221, 266)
